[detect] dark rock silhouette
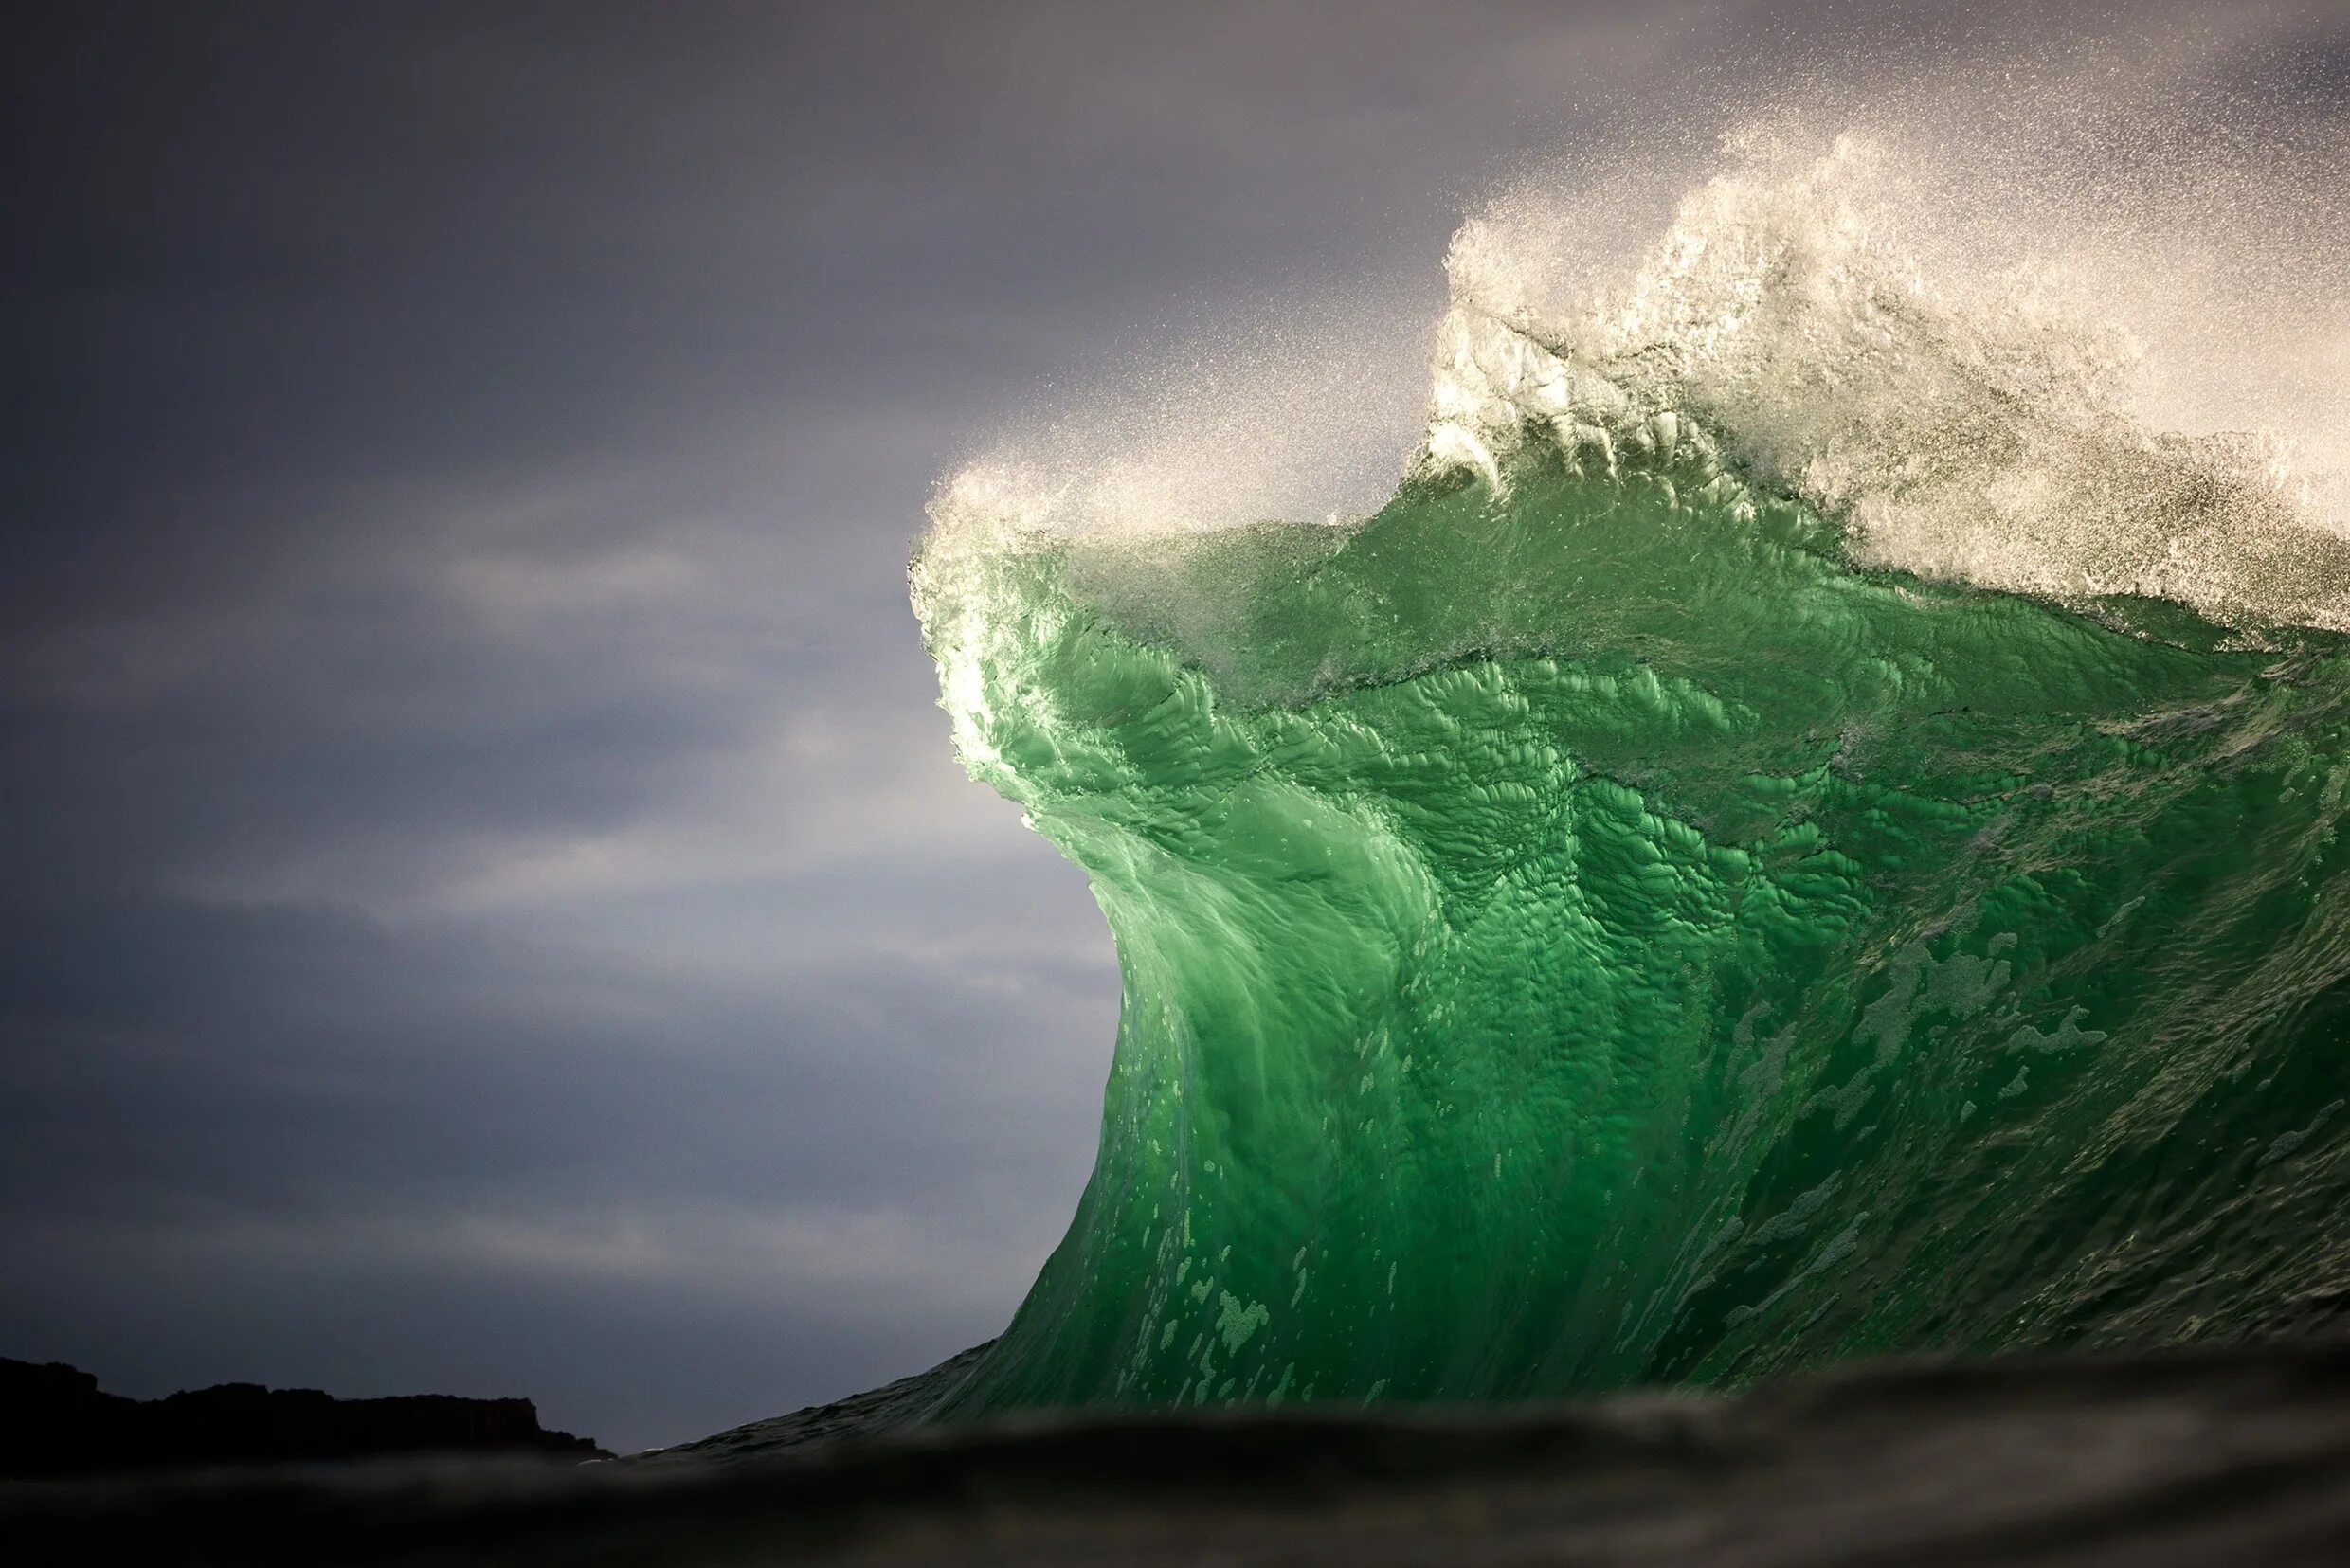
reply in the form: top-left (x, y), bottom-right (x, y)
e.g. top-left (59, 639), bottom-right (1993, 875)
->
top-left (0, 1357), bottom-right (607, 1475)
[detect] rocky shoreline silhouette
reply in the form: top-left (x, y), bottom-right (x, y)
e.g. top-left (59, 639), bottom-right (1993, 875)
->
top-left (0, 1357), bottom-right (607, 1477)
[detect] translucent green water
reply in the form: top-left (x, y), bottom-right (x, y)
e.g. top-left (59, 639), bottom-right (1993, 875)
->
top-left (913, 447), bottom-right (2350, 1415)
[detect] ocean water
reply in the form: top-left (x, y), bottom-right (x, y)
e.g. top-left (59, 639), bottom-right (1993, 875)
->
top-left (910, 126), bottom-right (2350, 1415)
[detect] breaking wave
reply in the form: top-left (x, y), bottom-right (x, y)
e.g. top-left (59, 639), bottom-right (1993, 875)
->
top-left (910, 95), bottom-right (2350, 1415)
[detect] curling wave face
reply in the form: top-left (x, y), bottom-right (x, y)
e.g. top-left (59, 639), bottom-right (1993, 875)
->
top-left (911, 131), bottom-right (2350, 1415)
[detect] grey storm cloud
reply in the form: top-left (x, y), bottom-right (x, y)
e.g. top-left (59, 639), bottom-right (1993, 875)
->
top-left (4, 0), bottom-right (2341, 1451)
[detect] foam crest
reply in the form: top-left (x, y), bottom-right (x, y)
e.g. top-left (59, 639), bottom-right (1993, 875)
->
top-left (1427, 99), bottom-right (2350, 631)
top-left (933, 39), bottom-right (2350, 637)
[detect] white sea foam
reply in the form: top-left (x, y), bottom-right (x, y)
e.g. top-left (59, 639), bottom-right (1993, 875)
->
top-left (936, 36), bottom-right (2350, 632)
top-left (1429, 109), bottom-right (2350, 630)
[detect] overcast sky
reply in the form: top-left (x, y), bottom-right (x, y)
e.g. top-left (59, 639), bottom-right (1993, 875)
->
top-left (5, 1), bottom-right (2343, 1453)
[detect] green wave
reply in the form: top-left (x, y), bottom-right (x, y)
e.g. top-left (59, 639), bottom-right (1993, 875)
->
top-left (913, 445), bottom-right (2350, 1415)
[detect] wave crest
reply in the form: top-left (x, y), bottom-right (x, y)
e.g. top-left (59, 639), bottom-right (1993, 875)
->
top-left (1426, 132), bottom-right (2350, 631)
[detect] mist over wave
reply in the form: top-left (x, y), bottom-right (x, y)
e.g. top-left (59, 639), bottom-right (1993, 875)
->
top-left (951, 35), bottom-right (2350, 608)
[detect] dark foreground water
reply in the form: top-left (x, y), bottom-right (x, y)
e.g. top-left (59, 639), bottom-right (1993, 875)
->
top-left (12, 1338), bottom-right (2350, 1565)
